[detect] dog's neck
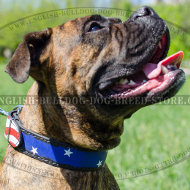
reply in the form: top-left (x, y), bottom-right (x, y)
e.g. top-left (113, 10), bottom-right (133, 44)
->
top-left (12, 81), bottom-right (120, 189)
top-left (20, 81), bottom-right (114, 151)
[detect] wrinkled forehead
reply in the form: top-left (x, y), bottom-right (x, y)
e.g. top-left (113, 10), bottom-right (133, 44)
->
top-left (58, 15), bottom-right (122, 31)
top-left (77, 14), bottom-right (122, 24)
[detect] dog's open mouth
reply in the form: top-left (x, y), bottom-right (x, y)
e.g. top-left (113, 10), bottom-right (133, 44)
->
top-left (99, 33), bottom-right (184, 100)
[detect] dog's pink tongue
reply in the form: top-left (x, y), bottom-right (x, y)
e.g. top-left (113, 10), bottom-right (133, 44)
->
top-left (143, 51), bottom-right (184, 79)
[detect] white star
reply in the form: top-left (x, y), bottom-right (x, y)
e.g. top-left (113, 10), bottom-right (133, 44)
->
top-left (31, 146), bottom-right (38, 155)
top-left (97, 160), bottom-right (103, 167)
top-left (64, 148), bottom-right (73, 157)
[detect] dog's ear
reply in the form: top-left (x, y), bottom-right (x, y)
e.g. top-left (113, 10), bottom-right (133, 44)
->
top-left (5, 28), bottom-right (52, 83)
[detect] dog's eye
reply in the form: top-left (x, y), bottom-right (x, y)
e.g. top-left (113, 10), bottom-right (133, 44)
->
top-left (88, 23), bottom-right (102, 32)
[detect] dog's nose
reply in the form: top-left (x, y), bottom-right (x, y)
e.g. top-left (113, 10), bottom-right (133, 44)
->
top-left (130, 6), bottom-right (159, 20)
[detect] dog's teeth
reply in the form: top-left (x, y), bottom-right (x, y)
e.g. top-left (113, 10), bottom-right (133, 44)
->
top-left (128, 80), bottom-right (136, 85)
top-left (162, 66), bottom-right (168, 74)
top-left (167, 65), bottom-right (171, 69)
top-left (142, 80), bottom-right (147, 84)
top-left (158, 42), bottom-right (162, 49)
top-left (118, 78), bottom-right (128, 85)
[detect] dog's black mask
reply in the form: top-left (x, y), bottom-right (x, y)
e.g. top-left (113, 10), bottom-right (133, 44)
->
top-left (87, 6), bottom-right (185, 116)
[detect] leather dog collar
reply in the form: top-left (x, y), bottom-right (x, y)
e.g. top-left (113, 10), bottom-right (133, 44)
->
top-left (2, 106), bottom-right (107, 171)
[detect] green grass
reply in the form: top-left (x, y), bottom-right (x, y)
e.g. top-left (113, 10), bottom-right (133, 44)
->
top-left (0, 62), bottom-right (190, 189)
top-left (107, 74), bottom-right (190, 189)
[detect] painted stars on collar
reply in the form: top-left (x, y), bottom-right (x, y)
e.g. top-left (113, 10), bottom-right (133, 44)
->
top-left (64, 148), bottom-right (73, 157)
top-left (97, 160), bottom-right (103, 167)
top-left (31, 146), bottom-right (38, 155)
top-left (27, 145), bottom-right (105, 169)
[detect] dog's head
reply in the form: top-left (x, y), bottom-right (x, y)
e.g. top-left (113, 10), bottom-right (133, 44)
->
top-left (6, 7), bottom-right (185, 149)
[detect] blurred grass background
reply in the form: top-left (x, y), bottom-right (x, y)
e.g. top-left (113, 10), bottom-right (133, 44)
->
top-left (0, 0), bottom-right (190, 189)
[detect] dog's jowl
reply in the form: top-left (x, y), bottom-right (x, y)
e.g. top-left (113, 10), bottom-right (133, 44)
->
top-left (0, 6), bottom-right (185, 190)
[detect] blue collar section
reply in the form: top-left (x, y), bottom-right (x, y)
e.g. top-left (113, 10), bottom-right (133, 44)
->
top-left (5, 107), bottom-right (108, 171)
top-left (18, 127), bottom-right (108, 170)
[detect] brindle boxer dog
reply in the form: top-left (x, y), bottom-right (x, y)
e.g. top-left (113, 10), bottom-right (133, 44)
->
top-left (0, 6), bottom-right (185, 190)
